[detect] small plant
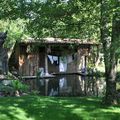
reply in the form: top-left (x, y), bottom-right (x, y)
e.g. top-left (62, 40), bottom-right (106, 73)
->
top-left (0, 84), bottom-right (14, 96)
top-left (11, 80), bottom-right (22, 91)
top-left (11, 80), bottom-right (29, 96)
top-left (30, 90), bottom-right (40, 95)
top-left (36, 68), bottom-right (44, 79)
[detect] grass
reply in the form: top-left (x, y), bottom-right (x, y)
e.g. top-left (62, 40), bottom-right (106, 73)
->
top-left (0, 96), bottom-right (120, 120)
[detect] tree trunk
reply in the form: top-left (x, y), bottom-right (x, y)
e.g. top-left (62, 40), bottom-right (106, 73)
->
top-left (101, 0), bottom-right (119, 105)
top-left (105, 54), bottom-right (117, 105)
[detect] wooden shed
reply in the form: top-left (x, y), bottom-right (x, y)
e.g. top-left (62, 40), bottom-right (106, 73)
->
top-left (9, 38), bottom-right (99, 77)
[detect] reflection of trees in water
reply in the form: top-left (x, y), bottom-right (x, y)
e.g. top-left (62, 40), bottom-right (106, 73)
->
top-left (85, 76), bottom-right (97, 96)
top-left (80, 76), bottom-right (105, 97)
top-left (62, 75), bottom-right (105, 97)
top-left (58, 75), bottom-right (105, 97)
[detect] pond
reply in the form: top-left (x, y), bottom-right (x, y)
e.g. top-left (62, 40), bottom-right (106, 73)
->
top-left (23, 74), bottom-right (106, 97)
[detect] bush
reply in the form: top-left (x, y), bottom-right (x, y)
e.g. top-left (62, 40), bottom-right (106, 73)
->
top-left (0, 80), bottom-right (29, 96)
top-left (11, 80), bottom-right (29, 93)
top-left (0, 84), bottom-right (14, 96)
top-left (29, 90), bottom-right (40, 95)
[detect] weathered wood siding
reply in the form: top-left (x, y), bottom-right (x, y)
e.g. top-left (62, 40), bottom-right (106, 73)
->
top-left (14, 43), bottom-right (96, 76)
top-left (19, 54), bottom-right (39, 76)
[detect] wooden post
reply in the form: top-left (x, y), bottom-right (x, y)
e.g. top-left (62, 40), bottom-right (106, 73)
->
top-left (85, 56), bottom-right (87, 69)
top-left (45, 79), bottom-right (49, 96)
top-left (45, 46), bottom-right (48, 75)
top-left (45, 52), bottom-right (48, 75)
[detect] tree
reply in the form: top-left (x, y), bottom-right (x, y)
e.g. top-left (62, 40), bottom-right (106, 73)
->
top-left (101, 0), bottom-right (120, 105)
top-left (0, 0), bottom-right (120, 105)
top-left (0, 20), bottom-right (27, 47)
top-left (27, 0), bottom-right (100, 40)
top-left (0, 0), bottom-right (100, 40)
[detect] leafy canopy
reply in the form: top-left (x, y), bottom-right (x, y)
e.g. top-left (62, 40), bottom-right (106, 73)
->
top-left (0, 0), bottom-right (100, 42)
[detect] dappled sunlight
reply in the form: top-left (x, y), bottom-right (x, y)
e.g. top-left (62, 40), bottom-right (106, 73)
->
top-left (9, 108), bottom-right (34, 120)
top-left (64, 104), bottom-right (76, 108)
top-left (0, 96), bottom-right (120, 120)
top-left (0, 106), bottom-right (34, 120)
top-left (100, 107), bottom-right (120, 113)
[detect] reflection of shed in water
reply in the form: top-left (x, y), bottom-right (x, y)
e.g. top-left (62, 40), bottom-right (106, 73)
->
top-left (22, 74), bottom-right (105, 97)
top-left (9, 38), bottom-right (99, 76)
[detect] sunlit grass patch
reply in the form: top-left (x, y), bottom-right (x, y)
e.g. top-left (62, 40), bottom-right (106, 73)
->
top-left (0, 96), bottom-right (120, 120)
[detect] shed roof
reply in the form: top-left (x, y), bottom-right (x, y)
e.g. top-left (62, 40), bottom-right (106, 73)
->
top-left (20, 37), bottom-right (99, 45)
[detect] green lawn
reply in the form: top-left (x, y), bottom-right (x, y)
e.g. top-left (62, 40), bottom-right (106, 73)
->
top-left (0, 96), bottom-right (120, 120)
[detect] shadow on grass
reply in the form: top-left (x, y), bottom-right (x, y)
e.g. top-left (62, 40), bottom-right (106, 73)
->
top-left (0, 96), bottom-right (120, 120)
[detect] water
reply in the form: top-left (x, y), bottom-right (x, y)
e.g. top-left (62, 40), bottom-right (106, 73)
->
top-left (24, 74), bottom-right (106, 97)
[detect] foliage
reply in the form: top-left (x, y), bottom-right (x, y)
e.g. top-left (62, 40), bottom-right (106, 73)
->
top-left (0, 0), bottom-right (120, 105)
top-left (0, 19), bottom-right (28, 49)
top-left (0, 83), bottom-right (14, 95)
top-left (0, 79), bottom-right (29, 96)
top-left (36, 68), bottom-right (44, 79)
top-left (100, 0), bottom-right (120, 104)
top-left (29, 90), bottom-right (40, 95)
top-left (27, 0), bottom-right (100, 40)
top-left (11, 80), bottom-right (29, 93)
top-left (0, 0), bottom-right (100, 41)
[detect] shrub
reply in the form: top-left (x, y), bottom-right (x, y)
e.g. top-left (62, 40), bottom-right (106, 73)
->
top-left (11, 80), bottom-right (29, 93)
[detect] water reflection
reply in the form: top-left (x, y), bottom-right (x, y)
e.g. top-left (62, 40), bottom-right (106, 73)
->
top-left (24, 74), bottom-right (105, 97)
